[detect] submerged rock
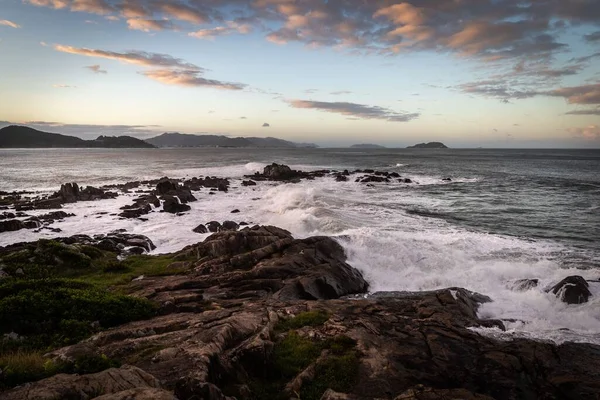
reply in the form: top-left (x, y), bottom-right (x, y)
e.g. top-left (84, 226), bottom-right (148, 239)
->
top-left (550, 275), bottom-right (592, 304)
top-left (511, 278), bottom-right (539, 291)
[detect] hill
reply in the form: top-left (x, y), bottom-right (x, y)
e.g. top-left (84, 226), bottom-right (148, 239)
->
top-left (407, 142), bottom-right (448, 149)
top-left (350, 143), bottom-right (386, 149)
top-left (146, 132), bottom-right (318, 148)
top-left (0, 126), bottom-right (155, 148)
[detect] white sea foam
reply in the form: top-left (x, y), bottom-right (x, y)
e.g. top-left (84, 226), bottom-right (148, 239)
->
top-left (1, 168), bottom-right (599, 345)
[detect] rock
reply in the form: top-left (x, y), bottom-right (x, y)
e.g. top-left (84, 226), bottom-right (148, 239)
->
top-left (242, 180), bottom-right (257, 186)
top-left (404, 178), bottom-right (413, 183)
top-left (360, 175), bottom-right (389, 183)
top-left (221, 221), bottom-right (239, 231)
top-left (193, 224), bottom-right (208, 234)
top-left (389, 172), bottom-right (400, 178)
top-left (0, 365), bottom-right (162, 400)
top-left (0, 212), bottom-right (16, 220)
top-left (52, 183), bottom-right (117, 203)
top-left (184, 177), bottom-right (230, 191)
top-left (206, 221), bottom-right (222, 233)
top-left (0, 219), bottom-right (26, 233)
top-left (119, 195), bottom-right (160, 219)
top-left (162, 196), bottom-right (191, 214)
top-left (230, 209), bottom-right (240, 214)
top-left (394, 386), bottom-right (494, 400)
top-left (442, 177), bottom-right (452, 182)
top-left (59, 182), bottom-right (80, 203)
top-left (335, 174), bottom-right (348, 182)
top-left (217, 183), bottom-right (228, 192)
top-left (511, 278), bottom-right (539, 291)
top-left (156, 178), bottom-right (179, 195)
top-left (263, 163), bottom-right (294, 179)
top-left (36, 211), bottom-right (75, 222)
top-left (550, 275), bottom-right (592, 304)
top-left (93, 388), bottom-right (179, 400)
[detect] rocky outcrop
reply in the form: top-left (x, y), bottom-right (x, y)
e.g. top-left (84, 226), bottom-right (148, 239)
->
top-left (246, 163), bottom-right (329, 182)
top-left (119, 195), bottom-right (160, 219)
top-left (156, 179), bottom-right (196, 204)
top-left (2, 226), bottom-right (600, 400)
top-left (54, 183), bottom-right (118, 203)
top-left (184, 177), bottom-right (230, 192)
top-left (550, 275), bottom-right (592, 304)
top-left (1, 365), bottom-right (163, 400)
top-left (162, 196), bottom-right (191, 214)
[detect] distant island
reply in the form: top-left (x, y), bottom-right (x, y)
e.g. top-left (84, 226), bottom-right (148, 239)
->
top-left (407, 142), bottom-right (448, 149)
top-left (350, 144), bottom-right (386, 149)
top-left (146, 132), bottom-right (318, 148)
top-left (0, 126), bottom-right (155, 148)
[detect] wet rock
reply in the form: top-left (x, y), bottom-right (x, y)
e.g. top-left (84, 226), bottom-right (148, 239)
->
top-left (156, 178), bottom-right (179, 195)
top-left (404, 178), bottom-right (413, 183)
top-left (230, 209), bottom-right (240, 214)
top-left (221, 221), bottom-right (239, 231)
top-left (185, 177), bottom-right (230, 192)
top-left (550, 275), bottom-right (592, 304)
top-left (0, 219), bottom-right (26, 233)
top-left (36, 211), bottom-right (75, 222)
top-left (390, 172), bottom-right (401, 178)
top-left (205, 221), bottom-right (222, 233)
top-left (242, 180), bottom-right (257, 186)
top-left (0, 212), bottom-right (16, 220)
top-left (193, 224), bottom-right (208, 234)
top-left (119, 195), bottom-right (159, 219)
top-left (360, 175), bottom-right (389, 183)
top-left (162, 196), bottom-right (191, 214)
top-left (53, 183), bottom-right (117, 203)
top-left (442, 177), bottom-right (452, 182)
top-left (511, 278), bottom-right (539, 291)
top-left (335, 174), bottom-right (348, 182)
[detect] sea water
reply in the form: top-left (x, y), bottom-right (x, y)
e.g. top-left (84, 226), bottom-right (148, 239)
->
top-left (1, 147), bottom-right (599, 344)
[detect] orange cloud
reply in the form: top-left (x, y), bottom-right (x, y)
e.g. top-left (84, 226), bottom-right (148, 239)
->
top-left (0, 20), bottom-right (21, 28)
top-left (127, 18), bottom-right (173, 31)
top-left (142, 69), bottom-right (245, 90)
top-left (567, 125), bottom-right (600, 140)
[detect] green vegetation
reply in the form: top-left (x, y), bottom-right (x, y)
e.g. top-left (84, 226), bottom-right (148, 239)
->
top-left (247, 311), bottom-right (359, 400)
top-left (0, 279), bottom-right (156, 351)
top-left (0, 350), bottom-right (119, 390)
top-left (0, 238), bottom-right (187, 390)
top-left (274, 310), bottom-right (330, 333)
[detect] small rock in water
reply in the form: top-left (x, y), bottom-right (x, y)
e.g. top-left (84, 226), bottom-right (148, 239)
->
top-left (193, 224), bottom-right (208, 234)
top-left (550, 275), bottom-right (591, 304)
top-left (231, 209), bottom-right (240, 214)
top-left (511, 279), bottom-right (539, 291)
top-left (222, 221), bottom-right (239, 231)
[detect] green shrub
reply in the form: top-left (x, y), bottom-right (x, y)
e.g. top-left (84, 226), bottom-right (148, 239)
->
top-left (275, 311), bottom-right (330, 333)
top-left (0, 278), bottom-right (156, 349)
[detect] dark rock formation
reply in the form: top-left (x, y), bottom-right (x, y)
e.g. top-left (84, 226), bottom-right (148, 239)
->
top-left (184, 177), bottom-right (230, 192)
top-left (221, 221), bottom-right (239, 231)
top-left (550, 275), bottom-right (592, 304)
top-left (511, 278), bottom-right (539, 291)
top-left (119, 195), bottom-right (160, 219)
top-left (54, 183), bottom-right (118, 203)
top-left (241, 180), bottom-right (256, 186)
top-left (205, 221), bottom-right (222, 233)
top-left (162, 196), bottom-right (191, 214)
top-left (156, 179), bottom-right (178, 195)
top-left (156, 179), bottom-right (196, 203)
top-left (246, 163), bottom-right (327, 182)
top-left (193, 224), bottom-right (208, 234)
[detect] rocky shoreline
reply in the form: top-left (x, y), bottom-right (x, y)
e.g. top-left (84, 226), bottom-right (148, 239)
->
top-left (0, 164), bottom-right (599, 399)
top-left (0, 224), bottom-right (598, 399)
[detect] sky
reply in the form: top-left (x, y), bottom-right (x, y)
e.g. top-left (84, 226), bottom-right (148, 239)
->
top-left (0, 0), bottom-right (599, 148)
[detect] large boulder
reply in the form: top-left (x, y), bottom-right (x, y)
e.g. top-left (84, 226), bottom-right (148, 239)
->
top-left (0, 219), bottom-right (26, 233)
top-left (550, 276), bottom-right (592, 304)
top-left (162, 196), bottom-right (191, 214)
top-left (263, 163), bottom-right (295, 179)
top-left (156, 178), bottom-right (178, 195)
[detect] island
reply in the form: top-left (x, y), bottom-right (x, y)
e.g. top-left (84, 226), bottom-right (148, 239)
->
top-left (350, 143), bottom-right (386, 149)
top-left (145, 132), bottom-right (318, 148)
top-left (407, 141), bottom-right (448, 149)
top-left (0, 125), bottom-right (155, 148)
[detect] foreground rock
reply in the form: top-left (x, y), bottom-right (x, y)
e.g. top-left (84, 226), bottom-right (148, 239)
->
top-left (2, 227), bottom-right (600, 400)
top-left (550, 275), bottom-right (592, 304)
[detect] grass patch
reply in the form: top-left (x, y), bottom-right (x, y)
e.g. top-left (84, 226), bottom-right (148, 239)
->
top-left (274, 311), bottom-right (330, 333)
top-left (0, 350), bottom-right (119, 390)
top-left (0, 278), bottom-right (156, 351)
top-left (247, 332), bottom-right (359, 400)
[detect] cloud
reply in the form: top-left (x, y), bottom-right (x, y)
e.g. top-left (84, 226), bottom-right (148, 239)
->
top-left (55, 44), bottom-right (246, 90)
top-left (23, 0), bottom-right (593, 64)
top-left (240, 116), bottom-right (247, 119)
top-left (548, 84), bottom-right (600, 105)
top-left (40, 41), bottom-right (48, 46)
top-left (585, 31), bottom-right (600, 43)
top-left (330, 90), bottom-right (352, 95)
top-left (52, 84), bottom-right (76, 88)
top-left (55, 44), bottom-right (199, 69)
top-left (0, 20), bottom-right (21, 29)
top-left (127, 18), bottom-right (174, 32)
top-left (85, 64), bottom-right (107, 74)
top-left (262, 122), bottom-right (270, 127)
top-left (188, 22), bottom-right (251, 39)
top-left (565, 108), bottom-right (600, 116)
top-left (141, 69), bottom-right (245, 90)
top-left (288, 100), bottom-right (419, 122)
top-left (567, 125), bottom-right (600, 140)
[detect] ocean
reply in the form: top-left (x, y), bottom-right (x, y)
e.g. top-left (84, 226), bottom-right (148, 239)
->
top-left (1, 147), bottom-right (599, 344)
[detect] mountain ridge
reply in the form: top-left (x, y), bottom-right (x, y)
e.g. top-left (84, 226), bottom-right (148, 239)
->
top-left (0, 126), bottom-right (155, 148)
top-left (145, 132), bottom-right (318, 148)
